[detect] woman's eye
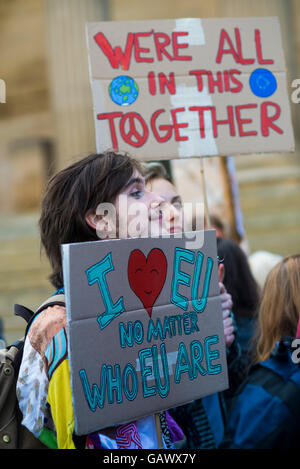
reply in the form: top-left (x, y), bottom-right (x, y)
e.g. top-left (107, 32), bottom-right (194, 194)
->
top-left (172, 201), bottom-right (182, 209)
top-left (130, 190), bottom-right (144, 199)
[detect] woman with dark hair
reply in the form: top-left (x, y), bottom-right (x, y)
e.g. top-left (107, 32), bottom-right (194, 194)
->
top-left (221, 255), bottom-right (300, 449)
top-left (16, 151), bottom-right (184, 450)
top-left (39, 151), bottom-right (162, 289)
top-left (217, 238), bottom-right (260, 361)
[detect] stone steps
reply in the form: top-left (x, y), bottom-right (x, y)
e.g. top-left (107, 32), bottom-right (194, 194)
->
top-left (0, 214), bottom-right (52, 344)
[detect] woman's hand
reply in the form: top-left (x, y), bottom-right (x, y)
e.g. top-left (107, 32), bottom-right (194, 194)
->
top-left (219, 282), bottom-right (235, 348)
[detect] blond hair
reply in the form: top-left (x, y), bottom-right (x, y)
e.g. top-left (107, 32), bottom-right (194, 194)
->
top-left (255, 254), bottom-right (300, 362)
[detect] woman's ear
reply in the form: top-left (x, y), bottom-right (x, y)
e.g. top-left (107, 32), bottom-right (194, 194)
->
top-left (85, 211), bottom-right (100, 230)
top-left (218, 263), bottom-right (225, 283)
top-left (85, 210), bottom-right (117, 239)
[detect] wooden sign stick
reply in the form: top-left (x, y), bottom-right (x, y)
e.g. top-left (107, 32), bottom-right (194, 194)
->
top-left (200, 157), bottom-right (211, 229)
top-left (219, 156), bottom-right (241, 243)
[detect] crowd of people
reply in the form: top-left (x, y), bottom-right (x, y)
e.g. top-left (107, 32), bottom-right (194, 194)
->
top-left (13, 151), bottom-right (300, 449)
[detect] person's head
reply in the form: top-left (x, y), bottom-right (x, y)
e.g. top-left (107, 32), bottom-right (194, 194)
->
top-left (194, 212), bottom-right (226, 235)
top-left (142, 162), bottom-right (183, 234)
top-left (39, 152), bottom-right (164, 289)
top-left (248, 250), bottom-right (283, 290)
top-left (210, 214), bottom-right (225, 238)
top-left (255, 254), bottom-right (300, 362)
top-left (217, 238), bottom-right (260, 319)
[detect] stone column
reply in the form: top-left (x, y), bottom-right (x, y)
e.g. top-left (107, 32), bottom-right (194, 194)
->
top-left (45, 0), bottom-right (110, 169)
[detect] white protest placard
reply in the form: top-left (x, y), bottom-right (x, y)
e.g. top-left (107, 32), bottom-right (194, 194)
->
top-left (86, 17), bottom-right (294, 160)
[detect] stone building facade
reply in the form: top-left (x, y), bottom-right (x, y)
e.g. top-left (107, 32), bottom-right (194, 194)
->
top-left (0, 0), bottom-right (299, 343)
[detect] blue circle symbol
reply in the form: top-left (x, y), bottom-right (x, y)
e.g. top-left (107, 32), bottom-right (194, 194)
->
top-left (249, 68), bottom-right (277, 98)
top-left (109, 76), bottom-right (139, 106)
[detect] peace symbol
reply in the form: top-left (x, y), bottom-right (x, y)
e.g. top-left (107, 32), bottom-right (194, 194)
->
top-left (120, 112), bottom-right (149, 147)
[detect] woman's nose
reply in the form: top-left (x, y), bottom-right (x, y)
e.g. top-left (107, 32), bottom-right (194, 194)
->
top-left (161, 201), bottom-right (182, 222)
top-left (171, 204), bottom-right (182, 221)
top-left (163, 202), bottom-right (175, 222)
top-left (149, 191), bottom-right (165, 209)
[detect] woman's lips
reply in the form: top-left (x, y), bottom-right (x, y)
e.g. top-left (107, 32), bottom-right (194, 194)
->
top-left (169, 226), bottom-right (182, 234)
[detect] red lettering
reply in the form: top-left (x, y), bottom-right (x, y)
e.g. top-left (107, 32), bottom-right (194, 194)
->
top-left (189, 70), bottom-right (207, 91)
top-left (234, 28), bottom-right (255, 65)
top-left (235, 104), bottom-right (258, 136)
top-left (120, 112), bottom-right (149, 147)
top-left (148, 71), bottom-right (156, 95)
top-left (150, 109), bottom-right (173, 142)
top-left (223, 70), bottom-right (230, 92)
top-left (153, 32), bottom-right (173, 61)
top-left (148, 72), bottom-right (176, 95)
top-left (211, 106), bottom-right (235, 137)
top-left (134, 32), bottom-right (154, 63)
top-left (190, 106), bottom-right (235, 138)
top-left (93, 32), bottom-right (134, 70)
top-left (229, 70), bottom-right (243, 93)
top-left (172, 32), bottom-right (192, 61)
top-left (159, 72), bottom-right (176, 94)
top-left (189, 106), bottom-right (211, 139)
top-left (216, 29), bottom-right (239, 64)
top-left (97, 112), bottom-right (123, 151)
top-left (170, 108), bottom-right (188, 141)
top-left (207, 71), bottom-right (223, 93)
top-left (190, 69), bottom-right (242, 93)
top-left (97, 103), bottom-right (284, 150)
top-left (261, 102), bottom-right (283, 136)
top-left (255, 29), bottom-right (274, 65)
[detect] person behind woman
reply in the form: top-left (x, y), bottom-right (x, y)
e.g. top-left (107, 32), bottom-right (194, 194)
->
top-left (142, 161), bottom-right (235, 349)
top-left (217, 238), bottom-right (260, 365)
top-left (220, 254), bottom-right (300, 449)
top-left (216, 238), bottom-right (260, 409)
top-left (141, 162), bottom-right (183, 235)
top-left (142, 161), bottom-right (239, 449)
top-left (16, 151), bottom-right (184, 450)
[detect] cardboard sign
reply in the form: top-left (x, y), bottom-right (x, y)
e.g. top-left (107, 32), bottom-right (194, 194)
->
top-left (86, 17), bottom-right (294, 161)
top-left (62, 230), bottom-right (228, 436)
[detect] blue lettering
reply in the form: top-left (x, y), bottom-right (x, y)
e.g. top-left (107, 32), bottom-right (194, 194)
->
top-left (205, 335), bottom-right (222, 375)
top-left (139, 348), bottom-right (156, 398)
top-left (133, 320), bottom-right (144, 344)
top-left (174, 342), bottom-right (193, 383)
top-left (152, 343), bottom-right (170, 398)
top-left (119, 321), bottom-right (133, 348)
top-left (122, 363), bottom-right (138, 401)
top-left (190, 340), bottom-right (207, 377)
top-left (171, 248), bottom-right (195, 311)
top-left (192, 254), bottom-right (214, 313)
top-left (147, 318), bottom-right (164, 342)
top-left (119, 320), bottom-right (144, 348)
top-left (106, 365), bottom-right (122, 404)
top-left (86, 253), bottom-right (125, 330)
top-left (79, 367), bottom-right (107, 411)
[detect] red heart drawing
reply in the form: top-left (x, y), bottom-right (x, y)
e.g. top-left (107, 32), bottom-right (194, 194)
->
top-left (128, 248), bottom-right (167, 318)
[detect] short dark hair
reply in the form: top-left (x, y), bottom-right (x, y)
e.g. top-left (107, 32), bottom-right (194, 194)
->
top-left (39, 151), bottom-right (141, 289)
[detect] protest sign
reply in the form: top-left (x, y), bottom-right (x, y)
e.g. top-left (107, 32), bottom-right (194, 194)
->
top-left (62, 230), bottom-right (228, 435)
top-left (86, 17), bottom-right (294, 161)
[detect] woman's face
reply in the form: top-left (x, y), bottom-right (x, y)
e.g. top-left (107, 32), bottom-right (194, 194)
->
top-left (115, 170), bottom-right (167, 238)
top-left (146, 177), bottom-right (183, 234)
top-left (88, 170), bottom-right (174, 239)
